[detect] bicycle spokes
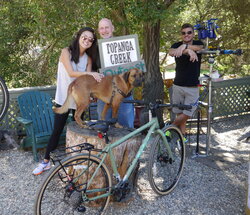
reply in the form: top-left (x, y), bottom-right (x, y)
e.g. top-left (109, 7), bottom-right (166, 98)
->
top-left (148, 126), bottom-right (185, 195)
top-left (35, 155), bottom-right (112, 215)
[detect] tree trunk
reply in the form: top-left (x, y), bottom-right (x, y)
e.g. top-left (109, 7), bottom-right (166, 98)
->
top-left (66, 122), bottom-right (142, 202)
top-left (142, 20), bottom-right (165, 127)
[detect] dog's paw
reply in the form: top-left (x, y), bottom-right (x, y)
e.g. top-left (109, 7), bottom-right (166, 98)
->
top-left (77, 122), bottom-right (88, 129)
top-left (82, 124), bottom-right (89, 129)
top-left (114, 122), bottom-right (123, 128)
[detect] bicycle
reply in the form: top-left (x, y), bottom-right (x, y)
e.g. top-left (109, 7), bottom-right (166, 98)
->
top-left (0, 76), bottom-right (9, 122)
top-left (34, 100), bottom-right (191, 215)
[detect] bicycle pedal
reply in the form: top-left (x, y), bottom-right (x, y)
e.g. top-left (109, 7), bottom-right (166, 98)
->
top-left (77, 205), bottom-right (86, 213)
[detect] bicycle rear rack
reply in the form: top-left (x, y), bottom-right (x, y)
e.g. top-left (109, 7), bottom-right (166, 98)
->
top-left (49, 143), bottom-right (103, 164)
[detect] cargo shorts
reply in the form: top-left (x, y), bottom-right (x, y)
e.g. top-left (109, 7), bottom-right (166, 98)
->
top-left (172, 84), bottom-right (199, 117)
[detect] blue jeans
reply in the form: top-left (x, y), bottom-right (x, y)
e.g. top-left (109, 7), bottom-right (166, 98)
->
top-left (97, 95), bottom-right (134, 128)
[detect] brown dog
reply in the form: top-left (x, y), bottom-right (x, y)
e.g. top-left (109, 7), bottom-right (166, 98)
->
top-left (53, 68), bottom-right (144, 127)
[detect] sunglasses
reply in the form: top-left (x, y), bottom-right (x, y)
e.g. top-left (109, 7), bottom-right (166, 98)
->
top-left (82, 36), bottom-right (95, 43)
top-left (181, 31), bottom-right (193, 35)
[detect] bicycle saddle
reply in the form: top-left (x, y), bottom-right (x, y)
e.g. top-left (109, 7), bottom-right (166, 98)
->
top-left (86, 119), bottom-right (117, 133)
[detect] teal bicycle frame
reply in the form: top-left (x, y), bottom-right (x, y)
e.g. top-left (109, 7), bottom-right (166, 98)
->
top-left (80, 116), bottom-right (173, 200)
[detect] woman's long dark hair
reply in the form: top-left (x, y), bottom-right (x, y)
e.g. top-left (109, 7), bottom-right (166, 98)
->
top-left (69, 27), bottom-right (98, 66)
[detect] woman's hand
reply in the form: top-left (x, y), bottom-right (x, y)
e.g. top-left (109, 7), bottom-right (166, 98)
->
top-left (86, 72), bottom-right (104, 82)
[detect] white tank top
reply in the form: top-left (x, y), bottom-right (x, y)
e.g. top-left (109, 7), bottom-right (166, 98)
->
top-left (55, 52), bottom-right (88, 109)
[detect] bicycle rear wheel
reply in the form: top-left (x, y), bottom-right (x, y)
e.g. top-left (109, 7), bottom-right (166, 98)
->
top-left (148, 125), bottom-right (185, 195)
top-left (34, 154), bottom-right (112, 215)
top-left (0, 76), bottom-right (9, 121)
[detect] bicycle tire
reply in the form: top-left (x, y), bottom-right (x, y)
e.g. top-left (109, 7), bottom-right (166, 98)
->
top-left (148, 125), bottom-right (185, 195)
top-left (34, 154), bottom-right (112, 215)
top-left (0, 76), bottom-right (9, 122)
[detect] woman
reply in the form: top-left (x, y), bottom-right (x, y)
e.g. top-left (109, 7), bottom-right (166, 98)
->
top-left (33, 27), bottom-right (103, 175)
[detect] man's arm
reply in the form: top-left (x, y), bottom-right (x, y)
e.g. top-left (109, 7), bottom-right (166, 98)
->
top-left (182, 43), bottom-right (204, 62)
top-left (170, 44), bottom-right (204, 56)
top-left (168, 44), bottom-right (186, 57)
top-left (169, 43), bottom-right (204, 62)
top-left (169, 48), bottom-right (177, 57)
top-left (183, 44), bottom-right (204, 53)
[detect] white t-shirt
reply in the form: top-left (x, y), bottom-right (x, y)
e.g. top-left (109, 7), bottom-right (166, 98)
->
top-left (55, 52), bottom-right (88, 109)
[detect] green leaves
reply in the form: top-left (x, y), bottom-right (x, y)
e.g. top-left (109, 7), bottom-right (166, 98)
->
top-left (0, 0), bottom-right (248, 88)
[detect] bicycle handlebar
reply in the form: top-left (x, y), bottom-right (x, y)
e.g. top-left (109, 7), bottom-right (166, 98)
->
top-left (197, 49), bottom-right (243, 56)
top-left (87, 101), bottom-right (191, 133)
top-left (171, 104), bottom-right (192, 110)
top-left (123, 100), bottom-right (192, 110)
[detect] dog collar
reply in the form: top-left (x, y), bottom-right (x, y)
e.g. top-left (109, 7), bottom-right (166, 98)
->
top-left (109, 79), bottom-right (128, 104)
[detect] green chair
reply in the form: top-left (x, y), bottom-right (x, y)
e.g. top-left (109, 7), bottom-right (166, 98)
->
top-left (16, 91), bottom-right (66, 161)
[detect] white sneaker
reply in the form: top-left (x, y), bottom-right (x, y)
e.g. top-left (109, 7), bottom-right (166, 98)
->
top-left (32, 161), bottom-right (51, 175)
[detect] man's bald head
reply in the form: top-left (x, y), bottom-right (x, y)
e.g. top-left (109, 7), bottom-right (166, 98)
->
top-left (98, 18), bottom-right (114, 39)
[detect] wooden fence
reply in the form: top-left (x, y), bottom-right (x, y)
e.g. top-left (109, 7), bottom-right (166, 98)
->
top-left (211, 76), bottom-right (250, 118)
top-left (0, 76), bottom-right (249, 134)
top-left (0, 85), bottom-right (97, 134)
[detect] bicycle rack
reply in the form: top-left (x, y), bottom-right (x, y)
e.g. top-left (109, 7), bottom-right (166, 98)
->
top-left (191, 107), bottom-right (207, 158)
top-left (192, 56), bottom-right (214, 158)
top-left (192, 18), bottom-right (242, 158)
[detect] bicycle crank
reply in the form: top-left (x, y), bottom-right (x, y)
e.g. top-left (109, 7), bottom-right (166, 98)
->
top-left (112, 181), bottom-right (132, 202)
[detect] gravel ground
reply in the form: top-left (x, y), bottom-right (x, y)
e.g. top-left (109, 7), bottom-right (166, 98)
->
top-left (0, 114), bottom-right (249, 215)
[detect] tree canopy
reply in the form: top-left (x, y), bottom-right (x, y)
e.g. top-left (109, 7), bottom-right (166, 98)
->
top-left (0, 0), bottom-right (249, 89)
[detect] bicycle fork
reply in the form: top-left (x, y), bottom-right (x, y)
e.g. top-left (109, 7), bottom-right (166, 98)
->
top-left (155, 128), bottom-right (175, 162)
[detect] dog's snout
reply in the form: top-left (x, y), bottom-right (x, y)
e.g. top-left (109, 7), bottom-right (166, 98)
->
top-left (133, 81), bottom-right (142, 87)
top-left (133, 72), bottom-right (144, 87)
top-left (139, 73), bottom-right (145, 83)
top-left (141, 73), bottom-right (145, 82)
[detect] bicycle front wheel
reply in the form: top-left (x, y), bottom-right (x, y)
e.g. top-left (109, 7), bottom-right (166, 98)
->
top-left (148, 125), bottom-right (185, 195)
top-left (34, 154), bottom-right (112, 215)
top-left (0, 76), bottom-right (9, 121)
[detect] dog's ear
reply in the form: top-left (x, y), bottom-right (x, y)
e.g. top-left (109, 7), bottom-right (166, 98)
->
top-left (123, 71), bottom-right (130, 82)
